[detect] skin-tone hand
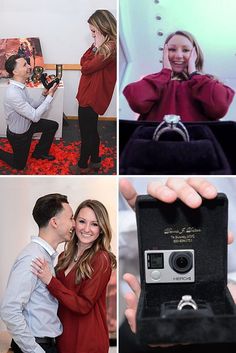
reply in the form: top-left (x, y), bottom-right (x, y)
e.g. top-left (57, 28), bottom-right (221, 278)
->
top-left (31, 257), bottom-right (53, 285)
top-left (123, 273), bottom-right (140, 333)
top-left (227, 283), bottom-right (236, 302)
top-left (163, 44), bottom-right (172, 70)
top-left (124, 264), bottom-right (236, 337)
top-left (42, 88), bottom-right (48, 96)
top-left (47, 83), bottom-right (59, 97)
top-left (94, 31), bottom-right (106, 48)
top-left (41, 83), bottom-right (59, 97)
top-left (123, 273), bottom-right (177, 347)
top-left (120, 177), bottom-right (234, 338)
top-left (188, 47), bottom-right (198, 75)
top-left (120, 177), bottom-right (218, 210)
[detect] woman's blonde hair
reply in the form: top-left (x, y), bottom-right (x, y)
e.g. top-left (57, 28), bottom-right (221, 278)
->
top-left (88, 9), bottom-right (116, 59)
top-left (165, 30), bottom-right (204, 80)
top-left (55, 199), bottom-right (116, 284)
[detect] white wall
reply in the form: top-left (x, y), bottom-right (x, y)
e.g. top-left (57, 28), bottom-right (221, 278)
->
top-left (0, 0), bottom-right (117, 117)
top-left (0, 176), bottom-right (117, 330)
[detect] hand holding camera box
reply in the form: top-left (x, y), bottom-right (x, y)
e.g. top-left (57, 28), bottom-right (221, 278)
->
top-left (135, 194), bottom-right (236, 345)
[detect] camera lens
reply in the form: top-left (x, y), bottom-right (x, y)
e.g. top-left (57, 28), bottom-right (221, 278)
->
top-left (169, 251), bottom-right (193, 274)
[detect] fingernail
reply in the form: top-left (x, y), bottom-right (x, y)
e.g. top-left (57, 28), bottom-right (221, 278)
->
top-left (161, 188), bottom-right (174, 198)
top-left (204, 186), bottom-right (217, 198)
top-left (186, 193), bottom-right (202, 208)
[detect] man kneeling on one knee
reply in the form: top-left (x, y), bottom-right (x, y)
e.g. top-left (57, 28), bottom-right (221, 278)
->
top-left (0, 54), bottom-right (59, 170)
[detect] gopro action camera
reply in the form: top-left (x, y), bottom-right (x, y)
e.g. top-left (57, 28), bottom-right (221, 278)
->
top-left (145, 249), bottom-right (194, 283)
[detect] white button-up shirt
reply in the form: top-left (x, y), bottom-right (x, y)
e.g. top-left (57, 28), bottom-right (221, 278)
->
top-left (0, 236), bottom-right (62, 353)
top-left (4, 80), bottom-right (53, 134)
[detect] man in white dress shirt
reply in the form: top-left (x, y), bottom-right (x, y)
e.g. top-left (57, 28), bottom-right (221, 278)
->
top-left (0, 193), bottom-right (75, 353)
top-left (0, 55), bottom-right (59, 170)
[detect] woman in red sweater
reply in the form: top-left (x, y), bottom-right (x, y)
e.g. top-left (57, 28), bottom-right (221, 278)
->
top-left (123, 30), bottom-right (235, 122)
top-left (31, 199), bottom-right (117, 353)
top-left (76, 10), bottom-right (117, 170)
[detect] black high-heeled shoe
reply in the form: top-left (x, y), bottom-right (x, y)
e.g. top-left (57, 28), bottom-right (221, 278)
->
top-left (40, 64), bottom-right (62, 90)
top-left (40, 73), bottom-right (60, 90)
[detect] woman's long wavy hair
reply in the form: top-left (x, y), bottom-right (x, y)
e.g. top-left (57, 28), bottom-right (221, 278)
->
top-left (55, 199), bottom-right (116, 284)
top-left (165, 30), bottom-right (204, 80)
top-left (88, 9), bottom-right (116, 59)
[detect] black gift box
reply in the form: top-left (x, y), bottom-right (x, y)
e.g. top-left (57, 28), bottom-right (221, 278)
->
top-left (119, 120), bottom-right (236, 175)
top-left (135, 194), bottom-right (236, 345)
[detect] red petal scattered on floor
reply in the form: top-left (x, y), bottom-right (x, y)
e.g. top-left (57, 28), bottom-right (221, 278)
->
top-left (0, 139), bottom-right (116, 175)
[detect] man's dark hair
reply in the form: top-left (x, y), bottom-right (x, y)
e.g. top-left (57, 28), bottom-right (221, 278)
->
top-left (32, 193), bottom-right (69, 228)
top-left (5, 54), bottom-right (22, 77)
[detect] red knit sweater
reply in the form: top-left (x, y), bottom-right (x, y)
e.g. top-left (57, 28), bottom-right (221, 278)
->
top-left (76, 44), bottom-right (116, 115)
top-left (123, 68), bottom-right (235, 122)
top-left (47, 251), bottom-right (112, 353)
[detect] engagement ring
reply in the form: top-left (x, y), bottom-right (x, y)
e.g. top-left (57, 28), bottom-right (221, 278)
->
top-left (177, 295), bottom-right (198, 310)
top-left (153, 115), bottom-right (190, 142)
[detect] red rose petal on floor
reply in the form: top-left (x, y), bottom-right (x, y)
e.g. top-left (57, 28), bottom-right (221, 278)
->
top-left (0, 139), bottom-right (116, 175)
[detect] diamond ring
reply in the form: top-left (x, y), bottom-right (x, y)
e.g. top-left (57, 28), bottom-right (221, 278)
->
top-left (177, 295), bottom-right (198, 310)
top-left (153, 115), bottom-right (190, 142)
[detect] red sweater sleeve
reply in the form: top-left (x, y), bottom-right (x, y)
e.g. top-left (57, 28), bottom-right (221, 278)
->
top-left (123, 68), bottom-right (172, 114)
top-left (47, 252), bottom-right (111, 315)
top-left (80, 46), bottom-right (115, 75)
top-left (189, 75), bottom-right (235, 119)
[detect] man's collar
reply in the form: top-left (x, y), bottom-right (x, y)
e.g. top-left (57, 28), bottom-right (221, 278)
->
top-left (31, 236), bottom-right (58, 259)
top-left (9, 79), bottom-right (26, 89)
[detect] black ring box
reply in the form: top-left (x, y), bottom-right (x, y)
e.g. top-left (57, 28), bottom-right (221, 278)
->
top-left (135, 194), bottom-right (236, 344)
top-left (119, 120), bottom-right (236, 175)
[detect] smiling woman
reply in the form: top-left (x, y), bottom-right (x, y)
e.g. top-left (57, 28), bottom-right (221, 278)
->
top-left (119, 0), bottom-right (236, 122)
top-left (164, 31), bottom-right (204, 79)
top-left (123, 30), bottom-right (235, 122)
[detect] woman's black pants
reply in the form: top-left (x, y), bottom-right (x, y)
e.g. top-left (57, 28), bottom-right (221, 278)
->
top-left (78, 106), bottom-right (100, 166)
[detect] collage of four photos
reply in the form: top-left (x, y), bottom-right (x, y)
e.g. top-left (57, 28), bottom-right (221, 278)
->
top-left (1, 0), bottom-right (236, 353)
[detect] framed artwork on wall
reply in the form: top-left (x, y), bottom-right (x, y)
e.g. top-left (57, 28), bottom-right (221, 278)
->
top-left (0, 37), bottom-right (44, 77)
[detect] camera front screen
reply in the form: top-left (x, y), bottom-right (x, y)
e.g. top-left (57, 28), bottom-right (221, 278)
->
top-left (148, 253), bottom-right (164, 269)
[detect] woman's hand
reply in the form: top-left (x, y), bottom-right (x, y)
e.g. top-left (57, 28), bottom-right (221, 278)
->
top-left (94, 30), bottom-right (106, 48)
top-left (31, 257), bottom-right (53, 285)
top-left (188, 47), bottom-right (197, 75)
top-left (163, 44), bottom-right (172, 70)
